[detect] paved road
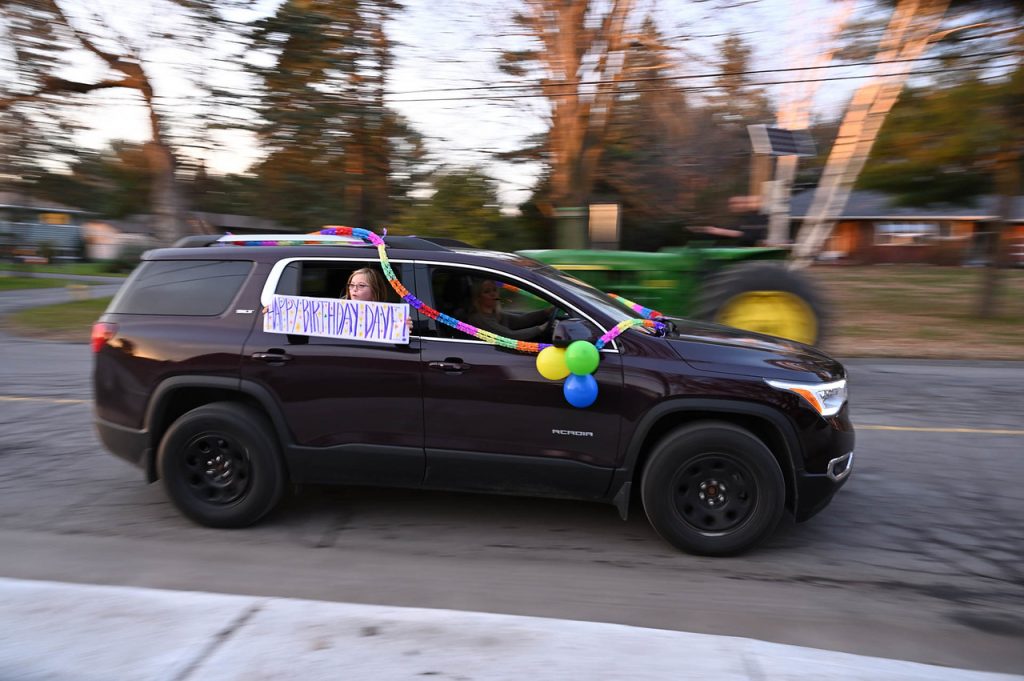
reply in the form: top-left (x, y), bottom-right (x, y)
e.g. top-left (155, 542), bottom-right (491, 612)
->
top-left (0, 286), bottom-right (1022, 675)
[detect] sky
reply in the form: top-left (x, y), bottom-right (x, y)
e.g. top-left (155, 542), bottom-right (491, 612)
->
top-left (58, 0), bottom-right (882, 209)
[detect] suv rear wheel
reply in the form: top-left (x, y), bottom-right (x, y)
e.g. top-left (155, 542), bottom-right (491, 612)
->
top-left (641, 422), bottom-right (785, 556)
top-left (157, 402), bottom-right (285, 528)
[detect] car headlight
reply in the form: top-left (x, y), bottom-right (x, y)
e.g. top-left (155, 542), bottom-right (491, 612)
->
top-left (765, 378), bottom-right (847, 417)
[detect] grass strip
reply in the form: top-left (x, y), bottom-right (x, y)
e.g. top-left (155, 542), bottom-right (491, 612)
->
top-left (3, 262), bottom-right (129, 277)
top-left (0, 277), bottom-right (102, 291)
top-left (5, 296), bottom-right (112, 342)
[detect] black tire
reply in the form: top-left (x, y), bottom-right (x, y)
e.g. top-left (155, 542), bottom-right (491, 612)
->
top-left (695, 261), bottom-right (827, 346)
top-left (157, 402), bottom-right (285, 528)
top-left (641, 422), bottom-right (785, 556)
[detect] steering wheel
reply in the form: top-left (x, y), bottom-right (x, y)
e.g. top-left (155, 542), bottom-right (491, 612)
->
top-left (542, 306), bottom-right (573, 342)
top-left (547, 305), bottom-right (568, 330)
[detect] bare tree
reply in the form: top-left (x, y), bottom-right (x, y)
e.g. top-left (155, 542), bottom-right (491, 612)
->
top-left (0, 0), bottom-right (239, 244)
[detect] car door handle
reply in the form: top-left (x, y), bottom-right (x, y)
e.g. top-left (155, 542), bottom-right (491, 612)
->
top-left (251, 350), bottom-right (293, 363)
top-left (429, 359), bottom-right (469, 372)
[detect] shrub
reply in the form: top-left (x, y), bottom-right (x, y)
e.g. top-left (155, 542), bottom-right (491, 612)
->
top-left (104, 244), bottom-right (149, 274)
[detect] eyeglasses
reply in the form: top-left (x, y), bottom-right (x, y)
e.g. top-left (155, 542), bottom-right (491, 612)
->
top-left (348, 283), bottom-right (370, 291)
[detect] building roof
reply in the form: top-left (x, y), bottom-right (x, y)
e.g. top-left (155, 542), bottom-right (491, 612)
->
top-left (789, 190), bottom-right (1024, 222)
top-left (0, 190), bottom-right (89, 214)
top-left (190, 212), bottom-right (292, 234)
top-left (100, 216), bottom-right (157, 236)
top-left (96, 212), bottom-right (296, 238)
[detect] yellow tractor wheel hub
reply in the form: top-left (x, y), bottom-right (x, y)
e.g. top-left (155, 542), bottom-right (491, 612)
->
top-left (716, 291), bottom-right (818, 345)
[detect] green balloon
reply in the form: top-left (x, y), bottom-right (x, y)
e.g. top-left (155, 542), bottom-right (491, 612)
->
top-left (565, 340), bottom-right (599, 375)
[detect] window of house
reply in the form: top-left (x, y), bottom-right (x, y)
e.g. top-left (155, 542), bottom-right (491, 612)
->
top-left (874, 222), bottom-right (941, 246)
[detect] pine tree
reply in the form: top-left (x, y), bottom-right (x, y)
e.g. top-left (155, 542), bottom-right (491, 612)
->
top-left (248, 0), bottom-right (425, 231)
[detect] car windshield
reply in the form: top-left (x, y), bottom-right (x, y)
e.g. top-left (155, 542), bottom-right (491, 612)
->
top-left (530, 263), bottom-right (640, 325)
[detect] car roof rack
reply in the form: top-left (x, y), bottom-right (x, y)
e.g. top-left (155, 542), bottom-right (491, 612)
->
top-left (172, 235), bottom-right (222, 248)
top-left (172, 233), bottom-right (459, 252)
top-left (413, 236), bottom-right (475, 249)
top-left (383, 236), bottom-right (456, 251)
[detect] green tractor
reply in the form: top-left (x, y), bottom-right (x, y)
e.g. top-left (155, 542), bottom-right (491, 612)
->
top-left (519, 245), bottom-right (827, 346)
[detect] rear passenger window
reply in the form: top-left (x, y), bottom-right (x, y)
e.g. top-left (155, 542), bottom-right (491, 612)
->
top-left (274, 260), bottom-right (408, 303)
top-left (110, 260), bottom-right (252, 315)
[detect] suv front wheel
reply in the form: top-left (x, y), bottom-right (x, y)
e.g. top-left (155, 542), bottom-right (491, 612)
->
top-left (157, 402), bottom-right (285, 528)
top-left (641, 422), bottom-right (785, 556)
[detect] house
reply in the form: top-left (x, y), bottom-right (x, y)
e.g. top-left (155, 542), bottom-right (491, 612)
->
top-left (188, 212), bottom-right (289, 235)
top-left (0, 191), bottom-right (89, 261)
top-left (81, 217), bottom-right (158, 261)
top-left (82, 212), bottom-right (297, 260)
top-left (1, 187), bottom-right (303, 261)
top-left (788, 190), bottom-right (1024, 265)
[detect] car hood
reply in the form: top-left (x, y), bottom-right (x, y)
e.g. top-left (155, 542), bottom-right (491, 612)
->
top-left (663, 318), bottom-right (845, 383)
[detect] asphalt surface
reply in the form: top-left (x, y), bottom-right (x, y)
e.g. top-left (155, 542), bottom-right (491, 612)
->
top-left (0, 284), bottom-right (1022, 676)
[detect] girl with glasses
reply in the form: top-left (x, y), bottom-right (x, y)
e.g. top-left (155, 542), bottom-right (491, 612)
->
top-left (343, 267), bottom-right (388, 302)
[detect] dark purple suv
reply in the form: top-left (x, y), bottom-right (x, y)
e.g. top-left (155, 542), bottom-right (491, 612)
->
top-left (93, 235), bottom-right (854, 555)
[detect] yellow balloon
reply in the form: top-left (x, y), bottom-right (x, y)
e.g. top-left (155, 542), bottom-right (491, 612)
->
top-left (536, 346), bottom-right (570, 381)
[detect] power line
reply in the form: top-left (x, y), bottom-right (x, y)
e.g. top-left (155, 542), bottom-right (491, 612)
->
top-left (387, 63), bottom-right (1016, 104)
top-left (386, 50), bottom-right (1019, 97)
top-left (235, 60), bottom-right (1011, 109)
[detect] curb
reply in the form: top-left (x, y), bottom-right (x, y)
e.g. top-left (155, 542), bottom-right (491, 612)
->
top-left (1, 578), bottom-right (1020, 681)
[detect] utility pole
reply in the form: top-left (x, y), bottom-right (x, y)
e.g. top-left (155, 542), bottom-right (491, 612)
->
top-left (748, 124), bottom-right (816, 244)
top-left (766, 0), bottom-right (854, 246)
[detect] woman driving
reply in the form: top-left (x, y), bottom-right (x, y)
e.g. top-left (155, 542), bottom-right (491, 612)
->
top-left (466, 278), bottom-right (553, 341)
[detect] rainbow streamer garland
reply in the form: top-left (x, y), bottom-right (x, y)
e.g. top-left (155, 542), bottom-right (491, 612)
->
top-left (594, 318), bottom-right (663, 350)
top-left (244, 226), bottom-right (664, 354)
top-left (608, 293), bottom-right (664, 321)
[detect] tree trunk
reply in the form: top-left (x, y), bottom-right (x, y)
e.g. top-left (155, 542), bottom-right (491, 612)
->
top-left (530, 0), bottom-right (633, 214)
top-left (345, 124), bottom-right (366, 227)
top-left (140, 72), bottom-right (185, 245)
top-left (144, 141), bottom-right (184, 245)
top-left (978, 149), bottom-right (1021, 318)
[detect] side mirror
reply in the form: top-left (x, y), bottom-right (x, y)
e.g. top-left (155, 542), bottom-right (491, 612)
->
top-left (552, 319), bottom-right (593, 348)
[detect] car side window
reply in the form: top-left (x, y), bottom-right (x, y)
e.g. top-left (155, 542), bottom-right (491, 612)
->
top-left (424, 265), bottom-right (581, 344)
top-left (109, 260), bottom-right (252, 316)
top-left (270, 259), bottom-right (420, 343)
top-left (273, 260), bottom-right (416, 302)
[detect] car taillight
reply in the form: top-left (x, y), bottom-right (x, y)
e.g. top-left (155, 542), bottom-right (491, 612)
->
top-left (91, 321), bottom-right (117, 353)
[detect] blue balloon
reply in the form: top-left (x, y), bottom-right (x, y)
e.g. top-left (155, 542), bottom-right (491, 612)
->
top-left (563, 373), bottom-right (598, 408)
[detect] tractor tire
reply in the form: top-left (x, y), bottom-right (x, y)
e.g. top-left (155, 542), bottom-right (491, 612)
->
top-left (694, 261), bottom-right (827, 346)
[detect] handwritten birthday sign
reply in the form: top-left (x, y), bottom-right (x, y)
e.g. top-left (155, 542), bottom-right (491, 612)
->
top-left (264, 294), bottom-right (410, 345)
